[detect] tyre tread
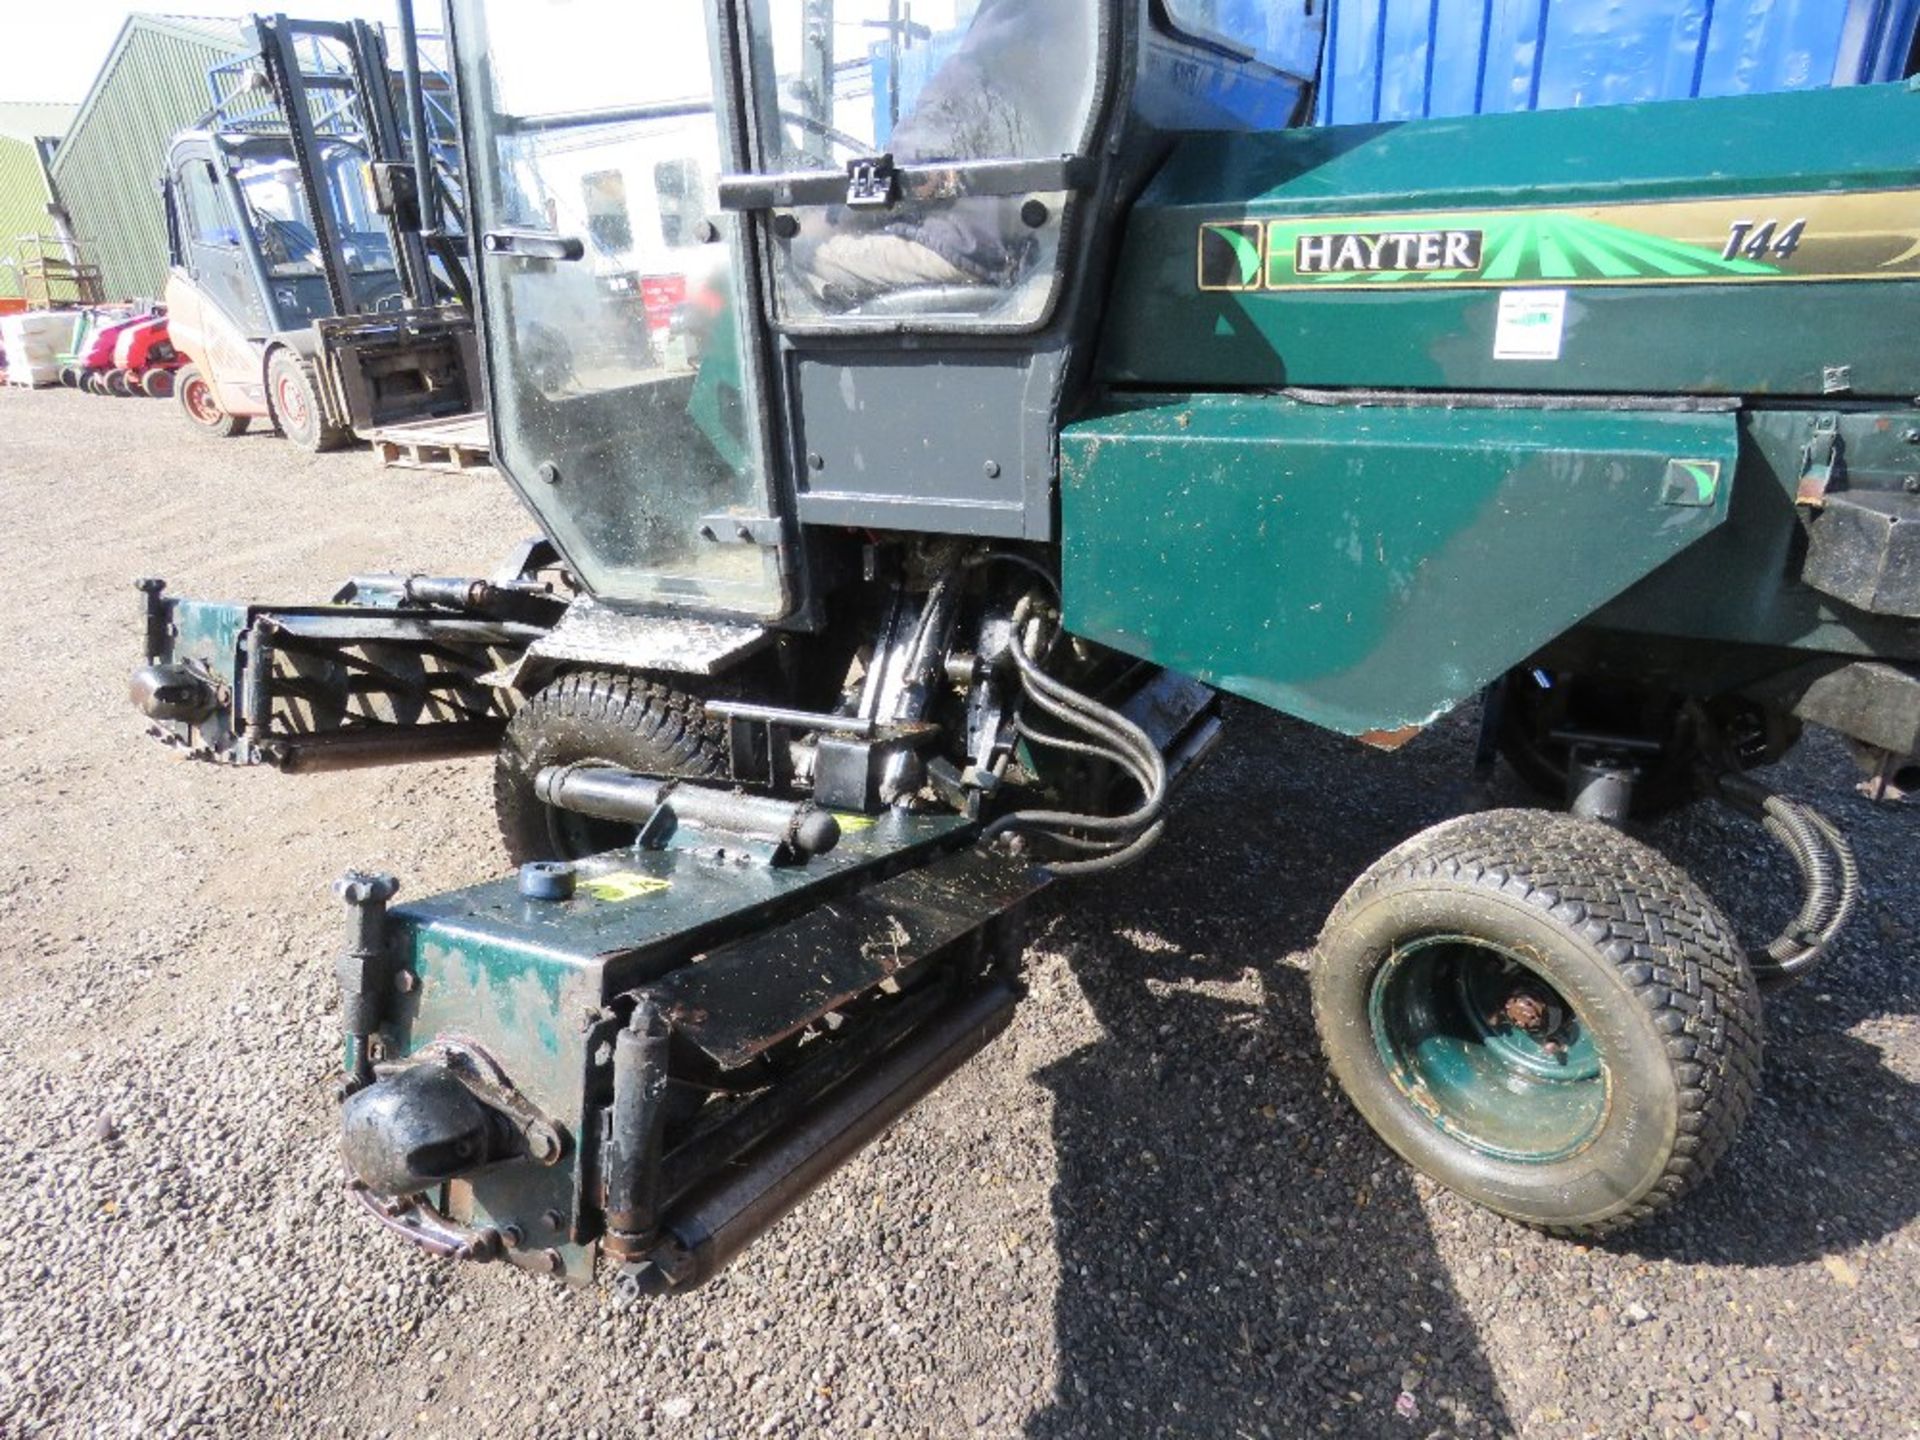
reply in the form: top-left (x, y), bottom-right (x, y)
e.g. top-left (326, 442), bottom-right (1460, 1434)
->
top-left (493, 669), bottom-right (726, 863)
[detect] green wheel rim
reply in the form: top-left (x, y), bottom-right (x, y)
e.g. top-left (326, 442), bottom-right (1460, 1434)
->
top-left (1368, 935), bottom-right (1608, 1164)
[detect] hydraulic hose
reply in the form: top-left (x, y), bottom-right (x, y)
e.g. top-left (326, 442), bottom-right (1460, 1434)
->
top-left (981, 597), bottom-right (1169, 876)
top-left (1714, 775), bottom-right (1861, 988)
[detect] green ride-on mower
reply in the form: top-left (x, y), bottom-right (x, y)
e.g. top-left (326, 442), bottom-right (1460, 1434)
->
top-left (130, 0), bottom-right (1919, 1295)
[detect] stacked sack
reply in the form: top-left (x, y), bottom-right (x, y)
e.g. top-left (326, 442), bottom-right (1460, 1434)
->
top-left (1, 311), bottom-right (81, 388)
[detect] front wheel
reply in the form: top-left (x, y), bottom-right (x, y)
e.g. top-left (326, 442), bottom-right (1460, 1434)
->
top-left (1312, 809), bottom-right (1761, 1235)
top-left (267, 349), bottom-right (347, 452)
top-left (494, 670), bottom-right (726, 863)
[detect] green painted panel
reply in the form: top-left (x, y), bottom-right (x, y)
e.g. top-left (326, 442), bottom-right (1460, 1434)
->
top-left (1060, 395), bottom-right (1736, 737)
top-left (1103, 83), bottom-right (1920, 397)
top-left (1593, 409), bottom-right (1920, 662)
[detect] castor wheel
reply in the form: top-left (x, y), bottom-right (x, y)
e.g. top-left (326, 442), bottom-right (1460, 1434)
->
top-left (1312, 808), bottom-right (1762, 1235)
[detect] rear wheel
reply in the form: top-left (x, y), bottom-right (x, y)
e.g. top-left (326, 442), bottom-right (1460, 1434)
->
top-left (141, 368), bottom-right (176, 400)
top-left (267, 349), bottom-right (347, 452)
top-left (105, 368), bottom-right (132, 397)
top-left (1312, 808), bottom-right (1761, 1235)
top-left (494, 670), bottom-right (726, 863)
top-left (176, 364), bottom-right (248, 438)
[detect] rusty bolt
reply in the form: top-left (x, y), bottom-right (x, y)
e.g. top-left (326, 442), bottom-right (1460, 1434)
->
top-left (1497, 992), bottom-right (1551, 1033)
top-left (543, 1248), bottom-right (566, 1276)
top-left (542, 1209), bottom-right (567, 1232)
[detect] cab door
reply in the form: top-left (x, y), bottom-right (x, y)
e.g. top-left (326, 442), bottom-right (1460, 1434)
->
top-left (449, 0), bottom-right (790, 620)
top-left (172, 145), bottom-right (271, 336)
top-left (165, 141), bottom-right (272, 415)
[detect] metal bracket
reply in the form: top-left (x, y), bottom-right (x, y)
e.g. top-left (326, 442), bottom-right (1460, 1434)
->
top-left (377, 1038), bottom-right (569, 1167)
top-left (845, 152), bottom-right (899, 208)
top-left (1798, 414), bottom-right (1843, 509)
top-left (347, 1181), bottom-right (505, 1261)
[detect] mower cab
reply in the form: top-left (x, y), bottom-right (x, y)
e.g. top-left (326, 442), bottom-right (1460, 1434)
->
top-left (134, 0), bottom-right (1919, 1293)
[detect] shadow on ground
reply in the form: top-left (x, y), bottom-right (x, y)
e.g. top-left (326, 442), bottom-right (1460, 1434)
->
top-left (1020, 701), bottom-right (1918, 1438)
top-left (1024, 703), bottom-right (1514, 1439)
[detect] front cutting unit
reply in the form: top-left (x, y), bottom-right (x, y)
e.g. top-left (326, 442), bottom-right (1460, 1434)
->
top-left (132, 0), bottom-right (1919, 1296)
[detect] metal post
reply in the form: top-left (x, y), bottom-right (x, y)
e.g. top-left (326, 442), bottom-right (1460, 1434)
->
top-left (333, 871), bottom-right (399, 1090)
top-left (256, 16), bottom-right (353, 316)
top-left (395, 0), bottom-right (441, 235)
top-left (602, 1001), bottom-right (672, 1260)
top-left (350, 19), bottom-right (435, 307)
top-left (136, 578), bottom-right (169, 664)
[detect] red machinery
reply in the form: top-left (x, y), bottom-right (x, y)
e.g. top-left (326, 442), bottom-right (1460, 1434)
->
top-left (60, 310), bottom-right (184, 398)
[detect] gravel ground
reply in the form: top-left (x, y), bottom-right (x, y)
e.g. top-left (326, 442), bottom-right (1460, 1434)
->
top-left (0, 384), bottom-right (1915, 1440)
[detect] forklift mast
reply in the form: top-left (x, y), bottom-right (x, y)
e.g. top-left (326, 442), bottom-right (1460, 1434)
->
top-left (200, 13), bottom-right (467, 315)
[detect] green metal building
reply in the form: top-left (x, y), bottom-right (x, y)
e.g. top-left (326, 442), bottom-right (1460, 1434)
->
top-left (0, 103), bottom-right (75, 300)
top-left (48, 15), bottom-right (244, 302)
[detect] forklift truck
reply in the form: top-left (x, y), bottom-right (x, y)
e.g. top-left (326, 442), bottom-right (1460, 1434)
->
top-left (132, 0), bottom-right (1918, 1294)
top-left (162, 13), bottom-right (478, 452)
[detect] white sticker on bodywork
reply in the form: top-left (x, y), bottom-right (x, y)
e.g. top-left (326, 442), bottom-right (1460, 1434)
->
top-left (1493, 288), bottom-right (1567, 360)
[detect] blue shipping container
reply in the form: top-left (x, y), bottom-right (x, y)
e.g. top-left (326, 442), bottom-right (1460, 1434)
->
top-left (1317, 0), bottom-right (1920, 124)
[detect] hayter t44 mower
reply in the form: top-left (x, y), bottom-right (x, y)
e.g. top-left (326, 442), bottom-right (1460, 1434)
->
top-left (132, 0), bottom-right (1918, 1293)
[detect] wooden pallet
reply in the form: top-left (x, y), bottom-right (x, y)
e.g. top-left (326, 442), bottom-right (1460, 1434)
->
top-left (358, 412), bottom-right (491, 474)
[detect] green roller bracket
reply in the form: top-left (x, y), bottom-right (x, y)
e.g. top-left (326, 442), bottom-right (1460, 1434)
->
top-left (377, 812), bottom-right (971, 1279)
top-left (1059, 395), bottom-right (1737, 738)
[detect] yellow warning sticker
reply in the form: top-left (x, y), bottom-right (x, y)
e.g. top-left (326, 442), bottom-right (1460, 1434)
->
top-left (578, 871), bottom-right (671, 903)
top-left (832, 812), bottom-right (877, 833)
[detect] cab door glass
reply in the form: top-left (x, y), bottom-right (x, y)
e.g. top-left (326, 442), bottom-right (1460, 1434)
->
top-left (750, 0), bottom-right (1100, 324)
top-left (455, 0), bottom-right (782, 616)
top-left (177, 158), bottom-right (267, 332)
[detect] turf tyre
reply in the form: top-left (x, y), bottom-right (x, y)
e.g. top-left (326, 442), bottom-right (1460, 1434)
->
top-left (1312, 808), bottom-right (1761, 1235)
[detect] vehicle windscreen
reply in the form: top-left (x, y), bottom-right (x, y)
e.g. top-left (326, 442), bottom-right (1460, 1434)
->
top-left (230, 141), bottom-right (395, 278)
top-left (749, 0), bottom-right (1102, 325)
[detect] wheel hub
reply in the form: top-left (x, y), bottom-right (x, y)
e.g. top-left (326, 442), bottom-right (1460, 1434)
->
top-left (184, 378), bottom-right (220, 424)
top-left (277, 373), bottom-right (308, 426)
top-left (1369, 935), bottom-right (1608, 1163)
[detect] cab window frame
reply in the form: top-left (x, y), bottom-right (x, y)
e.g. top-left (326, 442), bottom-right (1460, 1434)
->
top-left (734, 0), bottom-right (1119, 338)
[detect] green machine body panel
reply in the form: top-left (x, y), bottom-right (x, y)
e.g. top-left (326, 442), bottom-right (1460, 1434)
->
top-left (1592, 409), bottom-right (1920, 668)
top-left (377, 812), bottom-right (973, 1280)
top-left (1059, 395), bottom-right (1736, 738)
top-left (1101, 83), bottom-right (1920, 397)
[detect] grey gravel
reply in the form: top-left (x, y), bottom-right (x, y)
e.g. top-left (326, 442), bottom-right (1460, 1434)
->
top-left (1, 385), bottom-right (1916, 1438)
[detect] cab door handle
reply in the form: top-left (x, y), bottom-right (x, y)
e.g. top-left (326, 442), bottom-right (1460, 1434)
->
top-left (480, 230), bottom-right (584, 261)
